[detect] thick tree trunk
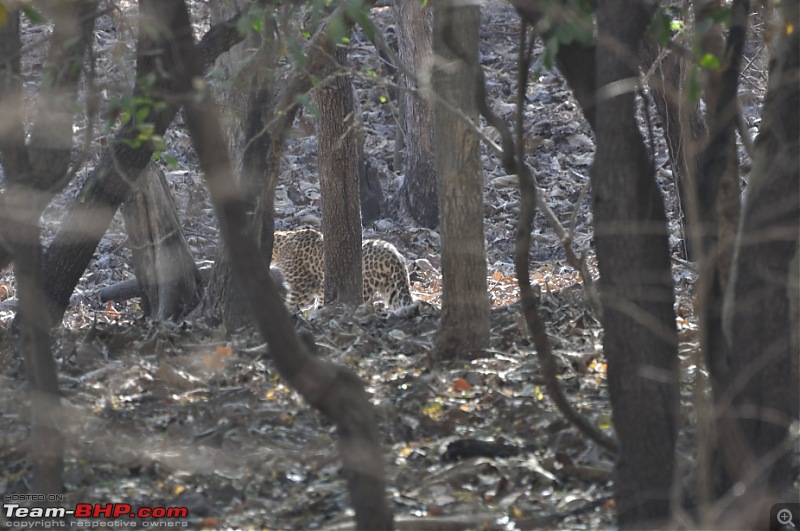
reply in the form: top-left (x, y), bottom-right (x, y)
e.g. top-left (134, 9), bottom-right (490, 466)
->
top-left (511, 4), bottom-right (597, 130)
top-left (393, 0), bottom-right (438, 228)
top-left (315, 45), bottom-right (363, 306)
top-left (359, 159), bottom-right (383, 226)
top-left (201, 5), bottom-right (277, 329)
top-left (0, 9), bottom-right (63, 494)
top-left (639, 33), bottom-right (706, 261)
top-left (593, 2), bottom-right (679, 527)
top-left (432, 0), bottom-right (490, 360)
top-left (160, 1), bottom-right (392, 526)
top-left (39, 16), bottom-right (245, 324)
top-left (721, 1), bottom-right (799, 519)
top-left (202, 4), bottom-right (376, 322)
top-left (121, 163), bottom-right (201, 320)
top-left (0, 2), bottom-right (98, 493)
top-left (0, 1), bottom-right (97, 267)
top-left (690, 0), bottom-right (751, 506)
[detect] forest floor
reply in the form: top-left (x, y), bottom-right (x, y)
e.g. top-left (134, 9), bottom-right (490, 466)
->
top-left (0, 1), bottom-right (768, 529)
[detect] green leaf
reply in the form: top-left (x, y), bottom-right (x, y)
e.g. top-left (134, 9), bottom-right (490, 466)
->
top-left (542, 34), bottom-right (559, 70)
top-left (121, 138), bottom-right (143, 149)
top-left (249, 2), bottom-right (269, 28)
top-left (650, 12), bottom-right (673, 47)
top-left (138, 123), bottom-right (155, 138)
top-left (294, 93), bottom-right (318, 118)
top-left (554, 23), bottom-right (575, 45)
top-left (346, 0), bottom-right (375, 43)
top-left (687, 68), bottom-right (702, 102)
top-left (344, 0), bottom-right (364, 19)
top-left (149, 134), bottom-right (166, 152)
top-left (236, 14), bottom-right (250, 36)
top-left (21, 5), bottom-right (45, 25)
top-left (288, 39), bottom-right (307, 69)
top-left (698, 52), bottom-right (721, 69)
top-left (327, 12), bottom-right (348, 45)
top-left (705, 6), bottom-right (732, 24)
top-left (136, 106), bottom-right (150, 123)
top-left (161, 153), bottom-right (178, 167)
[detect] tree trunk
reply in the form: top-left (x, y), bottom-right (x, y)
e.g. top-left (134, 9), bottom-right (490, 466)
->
top-left (0, 8), bottom-right (64, 495)
top-left (689, 0), bottom-right (749, 505)
top-left (201, 5), bottom-right (278, 329)
top-left (393, 0), bottom-right (438, 228)
top-left (721, 0), bottom-right (799, 518)
top-left (432, 0), bottom-right (490, 360)
top-left (0, 2), bottom-right (98, 493)
top-left (593, 2), bottom-right (679, 527)
top-left (315, 45), bottom-right (363, 306)
top-left (510, 4), bottom-right (597, 130)
top-left (0, 0), bottom-right (97, 267)
top-left (121, 163), bottom-right (201, 320)
top-left (359, 159), bottom-right (383, 226)
top-left (39, 15), bottom-right (245, 325)
top-left (162, 1), bottom-right (392, 525)
top-left (639, 31), bottom-right (706, 261)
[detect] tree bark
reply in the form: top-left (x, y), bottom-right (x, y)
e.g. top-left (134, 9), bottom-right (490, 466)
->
top-left (639, 30), bottom-right (706, 261)
top-left (689, 0), bottom-right (749, 504)
top-left (251, 3), bottom-right (377, 276)
top-left (121, 163), bottom-right (201, 320)
top-left (158, 1), bottom-right (392, 526)
top-left (510, 3), bottom-right (597, 130)
top-left (315, 45), bottom-right (363, 306)
top-left (721, 0), bottom-right (799, 517)
top-left (432, 0), bottom-right (490, 360)
top-left (201, 5), bottom-right (278, 329)
top-left (0, 2), bottom-right (98, 494)
top-left (39, 14), bottom-right (246, 325)
top-left (0, 9), bottom-right (62, 494)
top-left (393, 0), bottom-right (438, 228)
top-left (593, 2), bottom-right (679, 527)
top-left (0, 0), bottom-right (97, 257)
top-left (359, 159), bottom-right (383, 226)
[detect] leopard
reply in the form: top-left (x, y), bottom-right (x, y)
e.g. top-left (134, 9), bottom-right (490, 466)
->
top-left (271, 227), bottom-right (414, 310)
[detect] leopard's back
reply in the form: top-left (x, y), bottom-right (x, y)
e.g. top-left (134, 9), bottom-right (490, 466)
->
top-left (271, 228), bottom-right (325, 308)
top-left (362, 239), bottom-right (414, 309)
top-left (271, 229), bottom-right (413, 310)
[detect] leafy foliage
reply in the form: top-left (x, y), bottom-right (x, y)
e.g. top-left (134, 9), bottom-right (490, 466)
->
top-left (538, 0), bottom-right (595, 70)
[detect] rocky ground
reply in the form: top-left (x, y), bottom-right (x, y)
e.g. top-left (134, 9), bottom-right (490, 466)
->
top-left (0, 1), bottom-right (768, 529)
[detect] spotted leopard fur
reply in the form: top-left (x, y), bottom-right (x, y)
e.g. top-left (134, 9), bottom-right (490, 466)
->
top-left (271, 228), bottom-right (413, 310)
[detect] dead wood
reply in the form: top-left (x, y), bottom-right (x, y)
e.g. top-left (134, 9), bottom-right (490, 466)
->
top-left (121, 163), bottom-right (201, 320)
top-left (39, 11), bottom-right (247, 324)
